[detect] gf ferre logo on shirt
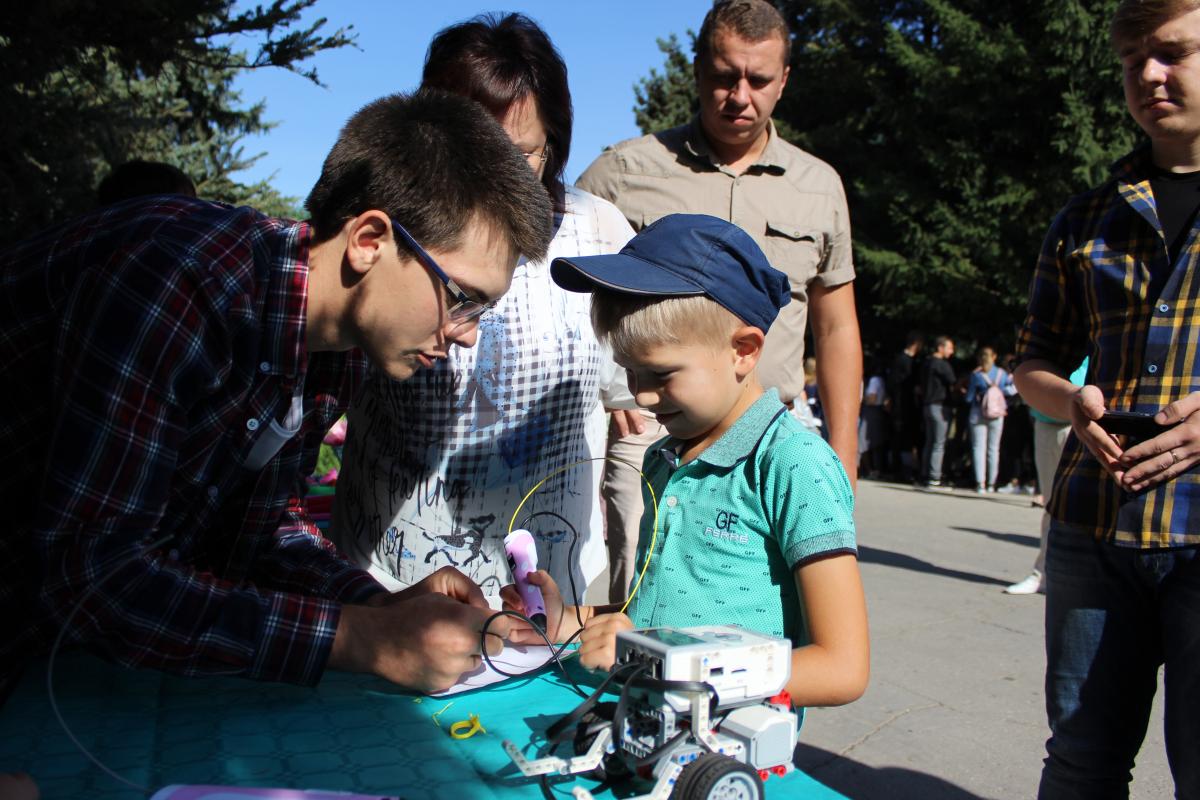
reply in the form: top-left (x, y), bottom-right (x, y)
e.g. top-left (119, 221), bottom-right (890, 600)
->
top-left (703, 509), bottom-right (749, 544)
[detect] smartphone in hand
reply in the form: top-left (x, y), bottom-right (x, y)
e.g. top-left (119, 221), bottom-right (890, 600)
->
top-left (1096, 410), bottom-right (1179, 442)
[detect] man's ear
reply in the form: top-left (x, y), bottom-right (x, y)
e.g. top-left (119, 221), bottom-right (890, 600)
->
top-left (344, 211), bottom-right (392, 277)
top-left (731, 325), bottom-right (766, 377)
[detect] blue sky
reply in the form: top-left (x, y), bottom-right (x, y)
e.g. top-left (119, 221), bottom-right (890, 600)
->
top-left (231, 1), bottom-right (712, 202)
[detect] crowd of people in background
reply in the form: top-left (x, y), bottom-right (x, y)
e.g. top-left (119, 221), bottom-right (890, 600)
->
top-left (800, 332), bottom-right (1043, 499)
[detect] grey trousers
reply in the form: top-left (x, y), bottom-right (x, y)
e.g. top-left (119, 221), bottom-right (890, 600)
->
top-left (1031, 418), bottom-right (1070, 575)
top-left (922, 403), bottom-right (952, 481)
top-left (601, 413), bottom-right (666, 603)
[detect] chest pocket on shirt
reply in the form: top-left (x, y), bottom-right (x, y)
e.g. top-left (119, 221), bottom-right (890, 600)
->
top-left (763, 221), bottom-right (825, 282)
top-left (641, 210), bottom-right (670, 230)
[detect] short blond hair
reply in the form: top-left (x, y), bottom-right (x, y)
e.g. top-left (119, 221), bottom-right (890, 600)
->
top-left (591, 290), bottom-right (744, 359)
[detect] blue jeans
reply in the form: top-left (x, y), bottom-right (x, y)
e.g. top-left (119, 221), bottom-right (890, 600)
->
top-left (970, 416), bottom-right (1004, 488)
top-left (1039, 521), bottom-right (1200, 799)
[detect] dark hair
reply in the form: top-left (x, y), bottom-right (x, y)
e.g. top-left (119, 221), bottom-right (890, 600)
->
top-left (1112, 0), bottom-right (1200, 46)
top-left (905, 330), bottom-right (926, 348)
top-left (696, 0), bottom-right (791, 66)
top-left (933, 335), bottom-right (953, 350)
top-left (422, 12), bottom-right (571, 212)
top-left (304, 90), bottom-right (552, 265)
top-left (97, 161), bottom-right (196, 206)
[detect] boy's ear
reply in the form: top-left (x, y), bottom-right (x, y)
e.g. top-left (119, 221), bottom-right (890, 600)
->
top-left (731, 325), bottom-right (766, 377)
top-left (343, 211), bottom-right (392, 277)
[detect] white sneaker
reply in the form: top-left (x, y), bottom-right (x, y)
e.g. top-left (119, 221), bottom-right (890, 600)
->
top-left (1005, 571), bottom-right (1043, 595)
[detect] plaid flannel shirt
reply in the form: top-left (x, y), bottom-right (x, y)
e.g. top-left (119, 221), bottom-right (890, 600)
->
top-left (0, 197), bottom-right (381, 690)
top-left (1017, 146), bottom-right (1200, 547)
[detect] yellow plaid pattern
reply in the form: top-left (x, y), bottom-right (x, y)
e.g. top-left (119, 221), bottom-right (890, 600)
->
top-left (1018, 147), bottom-right (1200, 547)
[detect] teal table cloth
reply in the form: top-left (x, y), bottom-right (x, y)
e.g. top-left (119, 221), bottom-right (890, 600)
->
top-left (0, 653), bottom-right (847, 799)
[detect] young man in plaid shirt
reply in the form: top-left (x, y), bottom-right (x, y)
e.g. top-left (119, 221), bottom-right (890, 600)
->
top-left (1014, 1), bottom-right (1200, 796)
top-left (0, 90), bottom-right (552, 698)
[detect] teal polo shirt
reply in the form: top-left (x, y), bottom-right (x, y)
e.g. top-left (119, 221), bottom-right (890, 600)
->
top-left (625, 389), bottom-right (857, 646)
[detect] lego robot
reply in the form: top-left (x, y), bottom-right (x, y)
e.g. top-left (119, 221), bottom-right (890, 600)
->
top-left (503, 625), bottom-right (798, 800)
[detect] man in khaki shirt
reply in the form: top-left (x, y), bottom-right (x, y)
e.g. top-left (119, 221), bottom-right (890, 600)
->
top-left (579, 0), bottom-right (862, 602)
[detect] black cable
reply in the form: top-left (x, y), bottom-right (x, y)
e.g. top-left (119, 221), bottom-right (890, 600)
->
top-left (546, 660), bottom-right (644, 745)
top-left (479, 609), bottom-right (589, 699)
top-left (627, 675), bottom-right (720, 722)
top-left (633, 729), bottom-right (688, 769)
top-left (517, 510), bottom-right (584, 631)
top-left (47, 533), bottom-right (174, 794)
top-left (611, 663), bottom-right (649, 752)
top-left (478, 511), bottom-right (587, 696)
top-left (518, 661), bottom-right (724, 799)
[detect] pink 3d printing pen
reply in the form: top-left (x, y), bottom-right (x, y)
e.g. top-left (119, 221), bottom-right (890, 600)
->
top-left (504, 529), bottom-right (547, 631)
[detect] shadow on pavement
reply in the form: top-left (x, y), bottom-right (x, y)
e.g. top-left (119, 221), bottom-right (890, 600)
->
top-left (795, 742), bottom-right (987, 800)
top-left (858, 545), bottom-right (1010, 587)
top-left (950, 526), bottom-right (1039, 548)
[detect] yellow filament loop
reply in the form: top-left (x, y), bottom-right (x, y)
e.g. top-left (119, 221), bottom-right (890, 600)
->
top-left (507, 456), bottom-right (659, 614)
top-left (449, 714), bottom-right (486, 740)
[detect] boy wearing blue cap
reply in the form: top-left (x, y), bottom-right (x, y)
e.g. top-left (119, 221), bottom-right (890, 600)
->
top-left (502, 214), bottom-right (869, 707)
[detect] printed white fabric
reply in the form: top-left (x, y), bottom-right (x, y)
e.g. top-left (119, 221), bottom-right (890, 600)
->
top-left (330, 188), bottom-right (635, 600)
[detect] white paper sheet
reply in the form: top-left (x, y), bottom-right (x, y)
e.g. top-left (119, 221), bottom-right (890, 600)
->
top-left (429, 643), bottom-right (559, 696)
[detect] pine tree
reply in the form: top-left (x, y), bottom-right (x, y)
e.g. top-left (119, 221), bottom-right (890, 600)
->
top-left (777, 0), bottom-right (1137, 350)
top-left (634, 33), bottom-right (700, 134)
top-left (0, 1), bottom-right (354, 244)
top-left (631, 1), bottom-right (1138, 351)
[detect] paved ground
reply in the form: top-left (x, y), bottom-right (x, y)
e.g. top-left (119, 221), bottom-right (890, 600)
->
top-left (587, 478), bottom-right (1173, 798)
top-left (793, 479), bottom-right (1172, 800)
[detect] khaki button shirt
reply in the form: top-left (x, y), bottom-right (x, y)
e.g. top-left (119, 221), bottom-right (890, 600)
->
top-left (576, 117), bottom-right (855, 404)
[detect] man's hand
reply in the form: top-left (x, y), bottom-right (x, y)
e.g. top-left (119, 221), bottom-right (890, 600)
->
top-left (578, 612), bottom-right (633, 670)
top-left (1118, 391), bottom-right (1200, 492)
top-left (384, 565), bottom-right (491, 610)
top-left (809, 281), bottom-right (861, 491)
top-left (331, 590), bottom-right (511, 693)
top-left (610, 408), bottom-right (646, 438)
top-left (1068, 385), bottom-right (1126, 479)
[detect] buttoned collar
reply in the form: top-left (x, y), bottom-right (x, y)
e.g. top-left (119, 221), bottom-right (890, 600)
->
top-left (683, 116), bottom-right (788, 173)
top-left (654, 388), bottom-right (788, 471)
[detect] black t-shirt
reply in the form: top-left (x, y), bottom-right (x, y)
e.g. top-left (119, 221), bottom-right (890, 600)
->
top-left (887, 352), bottom-right (914, 407)
top-left (1150, 167), bottom-right (1200, 298)
top-left (921, 357), bottom-right (956, 406)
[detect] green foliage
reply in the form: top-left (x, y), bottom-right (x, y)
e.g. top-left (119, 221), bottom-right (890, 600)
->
top-left (0, 1), bottom-right (354, 244)
top-left (779, 0), bottom-right (1139, 353)
top-left (632, 0), bottom-right (1139, 355)
top-left (634, 33), bottom-right (700, 134)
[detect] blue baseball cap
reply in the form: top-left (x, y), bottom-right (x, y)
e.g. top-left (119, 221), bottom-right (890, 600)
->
top-left (550, 214), bottom-right (791, 332)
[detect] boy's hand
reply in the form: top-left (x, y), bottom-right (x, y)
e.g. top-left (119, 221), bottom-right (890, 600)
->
top-left (578, 612), bottom-right (633, 670)
top-left (1119, 391), bottom-right (1200, 491)
top-left (500, 569), bottom-right (577, 645)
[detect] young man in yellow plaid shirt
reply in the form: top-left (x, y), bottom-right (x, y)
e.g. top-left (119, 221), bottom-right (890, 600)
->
top-left (1014, 1), bottom-right (1200, 796)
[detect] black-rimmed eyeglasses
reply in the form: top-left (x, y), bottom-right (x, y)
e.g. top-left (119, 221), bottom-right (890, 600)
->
top-left (390, 217), bottom-right (496, 331)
